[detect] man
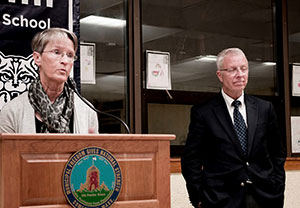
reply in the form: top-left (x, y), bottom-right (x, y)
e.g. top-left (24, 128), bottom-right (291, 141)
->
top-left (181, 48), bottom-right (286, 208)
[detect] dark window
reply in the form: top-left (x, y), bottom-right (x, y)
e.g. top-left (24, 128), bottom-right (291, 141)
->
top-left (141, 0), bottom-right (280, 157)
top-left (288, 0), bottom-right (300, 156)
top-left (80, 0), bottom-right (128, 133)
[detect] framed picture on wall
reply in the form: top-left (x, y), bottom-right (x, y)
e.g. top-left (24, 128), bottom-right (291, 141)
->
top-left (291, 116), bottom-right (300, 153)
top-left (80, 42), bottom-right (96, 84)
top-left (146, 50), bottom-right (171, 90)
top-left (292, 64), bottom-right (300, 96)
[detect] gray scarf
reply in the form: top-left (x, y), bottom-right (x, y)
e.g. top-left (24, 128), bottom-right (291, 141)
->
top-left (28, 78), bottom-right (74, 133)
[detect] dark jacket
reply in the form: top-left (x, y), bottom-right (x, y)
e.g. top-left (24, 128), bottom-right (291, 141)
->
top-left (181, 93), bottom-right (286, 208)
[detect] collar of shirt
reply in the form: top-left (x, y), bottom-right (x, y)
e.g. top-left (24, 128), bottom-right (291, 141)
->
top-left (221, 89), bottom-right (247, 126)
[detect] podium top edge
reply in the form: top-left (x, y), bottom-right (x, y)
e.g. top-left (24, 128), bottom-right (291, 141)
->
top-left (0, 133), bottom-right (176, 141)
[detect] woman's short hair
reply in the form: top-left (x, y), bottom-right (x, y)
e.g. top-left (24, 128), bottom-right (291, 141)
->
top-left (31, 27), bottom-right (78, 53)
top-left (216, 48), bottom-right (247, 70)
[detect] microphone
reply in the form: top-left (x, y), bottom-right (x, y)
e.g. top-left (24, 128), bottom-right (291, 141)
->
top-left (67, 78), bottom-right (130, 134)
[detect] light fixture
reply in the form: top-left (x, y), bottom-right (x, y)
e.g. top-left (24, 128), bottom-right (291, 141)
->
top-left (263, 62), bottom-right (276, 66)
top-left (196, 55), bottom-right (217, 62)
top-left (80, 15), bottom-right (126, 28)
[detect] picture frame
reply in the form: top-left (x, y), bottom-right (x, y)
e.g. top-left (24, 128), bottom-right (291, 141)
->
top-left (292, 64), bottom-right (300, 96)
top-left (80, 42), bottom-right (96, 84)
top-left (146, 50), bottom-right (171, 90)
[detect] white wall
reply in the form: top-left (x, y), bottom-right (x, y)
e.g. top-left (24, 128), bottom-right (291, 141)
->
top-left (171, 171), bottom-right (300, 208)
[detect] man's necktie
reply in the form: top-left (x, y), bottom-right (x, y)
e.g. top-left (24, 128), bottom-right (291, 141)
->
top-left (232, 100), bottom-right (248, 154)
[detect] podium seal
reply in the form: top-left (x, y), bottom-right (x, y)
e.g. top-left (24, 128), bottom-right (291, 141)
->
top-left (62, 147), bottom-right (122, 208)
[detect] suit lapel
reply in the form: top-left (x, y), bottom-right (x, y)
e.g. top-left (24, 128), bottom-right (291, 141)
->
top-left (245, 95), bottom-right (258, 155)
top-left (213, 94), bottom-right (246, 157)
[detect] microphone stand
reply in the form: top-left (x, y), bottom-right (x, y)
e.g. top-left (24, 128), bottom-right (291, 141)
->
top-left (67, 78), bottom-right (130, 134)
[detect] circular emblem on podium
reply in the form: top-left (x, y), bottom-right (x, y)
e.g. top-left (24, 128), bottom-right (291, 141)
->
top-left (62, 147), bottom-right (122, 208)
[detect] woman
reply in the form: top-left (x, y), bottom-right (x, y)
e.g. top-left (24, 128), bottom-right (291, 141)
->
top-left (0, 28), bottom-right (98, 133)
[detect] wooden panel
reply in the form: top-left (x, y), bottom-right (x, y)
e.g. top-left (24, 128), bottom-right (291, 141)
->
top-left (156, 141), bottom-right (171, 208)
top-left (20, 206), bottom-right (71, 208)
top-left (114, 199), bottom-right (159, 208)
top-left (117, 153), bottom-right (155, 200)
top-left (0, 139), bottom-right (2, 208)
top-left (170, 158), bottom-right (181, 173)
top-left (285, 157), bottom-right (300, 170)
top-left (2, 139), bottom-right (21, 208)
top-left (0, 134), bottom-right (175, 208)
top-left (20, 154), bottom-right (70, 205)
top-left (19, 200), bottom-right (159, 208)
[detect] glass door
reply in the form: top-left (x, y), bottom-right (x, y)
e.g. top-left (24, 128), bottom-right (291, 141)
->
top-left (80, 0), bottom-right (128, 133)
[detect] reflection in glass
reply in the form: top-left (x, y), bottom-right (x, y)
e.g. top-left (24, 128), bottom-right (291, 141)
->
top-left (80, 0), bottom-right (127, 133)
top-left (288, 0), bottom-right (300, 116)
top-left (142, 0), bottom-right (277, 96)
top-left (142, 0), bottom-right (278, 152)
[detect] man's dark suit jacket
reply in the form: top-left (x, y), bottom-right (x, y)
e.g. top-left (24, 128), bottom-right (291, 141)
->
top-left (181, 93), bottom-right (286, 208)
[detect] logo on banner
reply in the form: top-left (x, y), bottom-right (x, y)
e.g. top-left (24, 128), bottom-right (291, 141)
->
top-left (0, 51), bottom-right (39, 109)
top-left (63, 147), bottom-right (122, 208)
top-left (8, 0), bottom-right (53, 8)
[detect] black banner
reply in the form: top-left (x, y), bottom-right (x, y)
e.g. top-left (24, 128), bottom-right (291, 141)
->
top-left (0, 0), bottom-right (79, 109)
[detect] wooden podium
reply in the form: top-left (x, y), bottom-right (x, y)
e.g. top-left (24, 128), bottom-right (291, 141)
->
top-left (0, 133), bottom-right (175, 208)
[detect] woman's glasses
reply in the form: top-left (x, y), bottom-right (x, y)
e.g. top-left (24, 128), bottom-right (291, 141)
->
top-left (43, 49), bottom-right (77, 62)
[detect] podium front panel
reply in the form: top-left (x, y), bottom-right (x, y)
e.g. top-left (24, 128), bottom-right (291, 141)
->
top-left (0, 134), bottom-right (175, 208)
